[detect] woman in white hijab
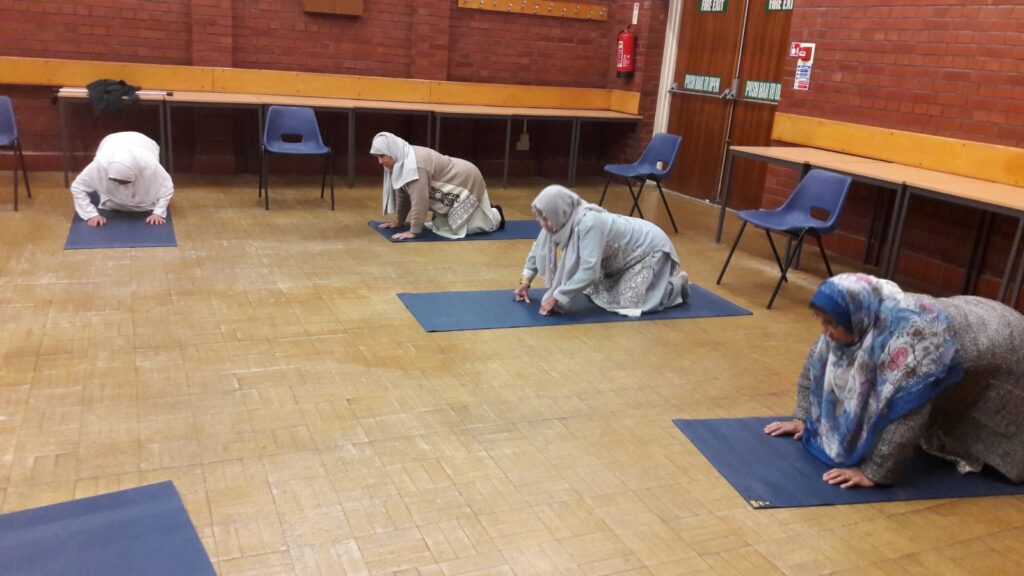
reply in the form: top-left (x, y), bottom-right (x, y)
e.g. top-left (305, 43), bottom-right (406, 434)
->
top-left (515, 185), bottom-right (689, 316)
top-left (370, 132), bottom-right (504, 240)
top-left (70, 131), bottom-right (174, 227)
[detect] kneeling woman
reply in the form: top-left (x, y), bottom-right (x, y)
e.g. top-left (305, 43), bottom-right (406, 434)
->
top-left (766, 273), bottom-right (1024, 488)
top-left (371, 132), bottom-right (504, 240)
top-left (515, 185), bottom-right (689, 316)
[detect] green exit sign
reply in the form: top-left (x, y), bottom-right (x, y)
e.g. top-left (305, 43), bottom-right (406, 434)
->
top-left (766, 0), bottom-right (794, 11)
top-left (699, 0), bottom-right (728, 12)
top-left (683, 74), bottom-right (722, 95)
top-left (744, 80), bottom-right (782, 103)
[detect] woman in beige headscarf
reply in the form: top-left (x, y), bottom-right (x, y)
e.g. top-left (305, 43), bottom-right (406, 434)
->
top-left (70, 131), bottom-right (174, 227)
top-left (370, 132), bottom-right (504, 240)
top-left (516, 185), bottom-right (689, 316)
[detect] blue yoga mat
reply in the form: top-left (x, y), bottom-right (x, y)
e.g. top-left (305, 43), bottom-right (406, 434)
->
top-left (368, 220), bottom-right (540, 242)
top-left (674, 417), bottom-right (1024, 509)
top-left (398, 285), bottom-right (751, 332)
top-left (0, 481), bottom-right (215, 575)
top-left (65, 193), bottom-right (177, 250)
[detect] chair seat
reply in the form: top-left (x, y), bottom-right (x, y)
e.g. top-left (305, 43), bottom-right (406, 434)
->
top-left (604, 162), bottom-right (664, 180)
top-left (0, 135), bottom-right (16, 147)
top-left (264, 140), bottom-right (329, 155)
top-left (599, 132), bottom-right (682, 233)
top-left (718, 168), bottom-right (853, 308)
top-left (739, 208), bottom-right (829, 233)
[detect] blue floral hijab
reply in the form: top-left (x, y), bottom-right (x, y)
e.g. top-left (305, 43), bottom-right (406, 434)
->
top-left (802, 273), bottom-right (964, 467)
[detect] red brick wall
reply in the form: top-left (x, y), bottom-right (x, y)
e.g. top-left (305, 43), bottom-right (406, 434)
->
top-left (230, 1), bottom-right (415, 76)
top-left (605, 0), bottom-right (668, 163)
top-left (0, 0), bottom-right (193, 63)
top-left (770, 1), bottom-right (1024, 309)
top-left (411, 2), bottom-right (451, 81)
top-left (192, 0), bottom-right (233, 67)
top-left (448, 7), bottom-right (610, 87)
top-left (0, 0), bottom-right (663, 178)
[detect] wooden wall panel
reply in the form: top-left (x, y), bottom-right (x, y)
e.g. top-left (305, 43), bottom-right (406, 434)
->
top-left (728, 1), bottom-right (793, 210)
top-left (665, 2), bottom-right (744, 200)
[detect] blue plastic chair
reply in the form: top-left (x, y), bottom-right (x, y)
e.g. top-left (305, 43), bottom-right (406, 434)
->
top-left (598, 132), bottom-right (682, 232)
top-left (259, 105), bottom-right (334, 210)
top-left (0, 96), bottom-right (31, 211)
top-left (716, 168), bottom-right (853, 308)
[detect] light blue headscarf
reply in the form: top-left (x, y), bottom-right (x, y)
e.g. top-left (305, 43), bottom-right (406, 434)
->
top-left (802, 273), bottom-right (963, 467)
top-left (530, 185), bottom-right (606, 303)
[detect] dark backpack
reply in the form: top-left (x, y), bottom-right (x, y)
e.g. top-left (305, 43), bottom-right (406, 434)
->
top-left (86, 79), bottom-right (141, 117)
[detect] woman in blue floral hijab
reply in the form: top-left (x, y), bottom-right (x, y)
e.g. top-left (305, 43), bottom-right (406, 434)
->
top-left (766, 273), bottom-right (1024, 488)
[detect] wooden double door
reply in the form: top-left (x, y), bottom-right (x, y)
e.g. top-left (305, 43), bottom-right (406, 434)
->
top-left (665, 0), bottom-right (793, 211)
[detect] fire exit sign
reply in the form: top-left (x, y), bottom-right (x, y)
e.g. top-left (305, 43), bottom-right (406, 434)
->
top-left (766, 0), bottom-right (794, 11)
top-left (699, 0), bottom-right (728, 12)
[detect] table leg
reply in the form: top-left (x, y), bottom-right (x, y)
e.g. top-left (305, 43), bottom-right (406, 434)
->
top-left (714, 151), bottom-right (737, 243)
top-left (883, 185), bottom-right (911, 279)
top-left (158, 101), bottom-right (167, 167)
top-left (434, 115), bottom-right (442, 151)
top-left (864, 190), bottom-right (885, 264)
top-left (425, 112), bottom-right (432, 147)
top-left (348, 109), bottom-right (356, 188)
top-left (1009, 218), bottom-right (1024, 308)
top-left (964, 211), bottom-right (992, 295)
top-left (166, 104), bottom-right (175, 175)
top-left (568, 118), bottom-right (580, 188)
top-left (997, 217), bottom-right (1024, 303)
top-left (60, 98), bottom-right (69, 187)
top-left (257, 105), bottom-right (264, 177)
top-left (503, 117), bottom-right (511, 189)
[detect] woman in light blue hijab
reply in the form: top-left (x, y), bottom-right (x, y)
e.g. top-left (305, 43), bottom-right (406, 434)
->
top-left (767, 273), bottom-right (1024, 488)
top-left (515, 185), bottom-right (688, 316)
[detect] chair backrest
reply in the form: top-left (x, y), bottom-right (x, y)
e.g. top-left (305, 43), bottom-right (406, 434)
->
top-left (635, 133), bottom-right (683, 180)
top-left (0, 96), bottom-right (18, 144)
top-left (263, 105), bottom-right (324, 148)
top-left (781, 169), bottom-right (853, 233)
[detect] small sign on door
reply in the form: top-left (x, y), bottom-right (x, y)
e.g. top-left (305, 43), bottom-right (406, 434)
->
top-left (699, 0), bottom-right (728, 12)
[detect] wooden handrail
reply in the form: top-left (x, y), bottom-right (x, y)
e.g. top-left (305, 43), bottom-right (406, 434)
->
top-left (772, 113), bottom-right (1024, 187)
top-left (0, 56), bottom-right (640, 115)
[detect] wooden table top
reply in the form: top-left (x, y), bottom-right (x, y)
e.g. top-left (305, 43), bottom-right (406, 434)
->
top-left (731, 145), bottom-right (1024, 213)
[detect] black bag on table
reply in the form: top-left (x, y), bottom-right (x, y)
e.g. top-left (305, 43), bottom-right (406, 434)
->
top-left (86, 79), bottom-right (141, 117)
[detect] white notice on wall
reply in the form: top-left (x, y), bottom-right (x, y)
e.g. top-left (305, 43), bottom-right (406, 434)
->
top-left (791, 42), bottom-right (816, 91)
top-left (632, 3), bottom-right (639, 25)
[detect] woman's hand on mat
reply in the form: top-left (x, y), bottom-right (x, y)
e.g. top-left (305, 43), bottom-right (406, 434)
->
top-left (379, 221), bottom-right (402, 229)
top-left (514, 284), bottom-right (531, 303)
top-left (391, 231), bottom-right (418, 240)
top-left (764, 419), bottom-right (805, 439)
top-left (146, 214), bottom-right (166, 225)
top-left (539, 297), bottom-right (557, 315)
top-left (86, 215), bottom-right (107, 227)
top-left (823, 467), bottom-right (875, 489)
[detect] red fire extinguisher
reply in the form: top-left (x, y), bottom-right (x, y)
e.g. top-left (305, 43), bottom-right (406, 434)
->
top-left (616, 25), bottom-right (636, 78)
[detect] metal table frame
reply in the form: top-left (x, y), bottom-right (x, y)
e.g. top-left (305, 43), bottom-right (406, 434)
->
top-left (164, 99), bottom-right (263, 176)
top-left (431, 113), bottom-right (638, 189)
top-left (59, 87), bottom-right (642, 209)
top-left (715, 146), bottom-right (1024, 306)
top-left (59, 93), bottom-right (167, 187)
top-left (716, 147), bottom-right (907, 277)
top-left (887, 185), bottom-right (1024, 305)
top-left (350, 108), bottom-right (432, 188)
top-left (433, 112), bottom-right (580, 188)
